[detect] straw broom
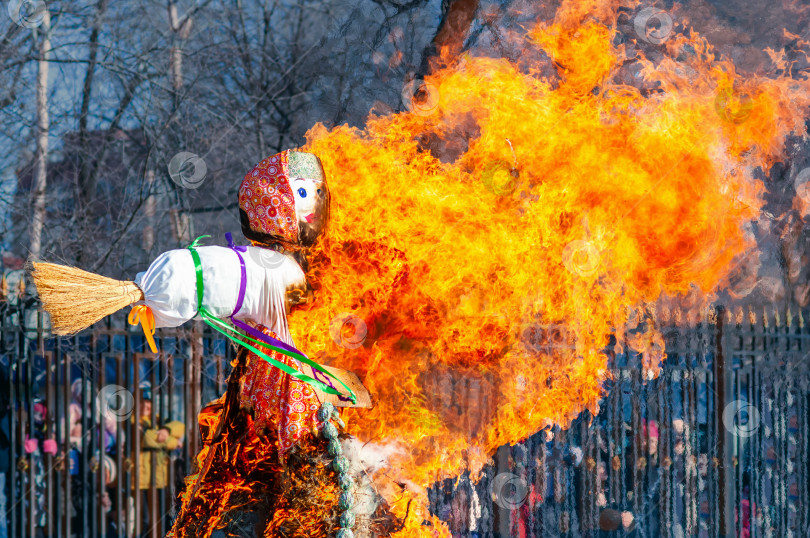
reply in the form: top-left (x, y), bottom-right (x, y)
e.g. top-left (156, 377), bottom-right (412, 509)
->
top-left (29, 262), bottom-right (144, 335)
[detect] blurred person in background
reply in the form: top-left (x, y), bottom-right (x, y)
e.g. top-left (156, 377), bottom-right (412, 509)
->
top-left (26, 400), bottom-right (57, 536)
top-left (135, 388), bottom-right (184, 536)
top-left (65, 378), bottom-right (122, 533)
top-left (68, 379), bottom-right (119, 451)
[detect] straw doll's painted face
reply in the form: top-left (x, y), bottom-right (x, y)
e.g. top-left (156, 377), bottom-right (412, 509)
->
top-left (287, 150), bottom-right (330, 247)
top-left (238, 150), bottom-right (330, 249)
top-left (292, 176), bottom-right (329, 246)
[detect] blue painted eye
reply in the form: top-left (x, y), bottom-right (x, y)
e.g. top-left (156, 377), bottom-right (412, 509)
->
top-left (297, 187), bottom-right (307, 198)
top-left (316, 188), bottom-right (323, 195)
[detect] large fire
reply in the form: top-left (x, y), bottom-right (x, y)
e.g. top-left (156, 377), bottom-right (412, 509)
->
top-left (290, 0), bottom-right (810, 534)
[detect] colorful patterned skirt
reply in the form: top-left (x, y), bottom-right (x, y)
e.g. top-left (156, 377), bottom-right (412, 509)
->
top-left (166, 327), bottom-right (341, 538)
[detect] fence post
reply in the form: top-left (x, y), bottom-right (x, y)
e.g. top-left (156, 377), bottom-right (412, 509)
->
top-left (493, 443), bottom-right (511, 537)
top-left (714, 306), bottom-right (735, 537)
top-left (190, 320), bottom-right (204, 460)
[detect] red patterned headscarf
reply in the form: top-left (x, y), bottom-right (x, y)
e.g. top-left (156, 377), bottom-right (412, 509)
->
top-left (239, 151), bottom-right (298, 244)
top-left (238, 149), bottom-right (327, 249)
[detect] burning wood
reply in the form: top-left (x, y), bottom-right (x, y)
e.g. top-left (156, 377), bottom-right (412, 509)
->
top-left (286, 0), bottom-right (810, 533)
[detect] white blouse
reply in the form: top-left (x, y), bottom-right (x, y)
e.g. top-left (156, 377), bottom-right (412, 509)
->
top-left (133, 245), bottom-right (306, 347)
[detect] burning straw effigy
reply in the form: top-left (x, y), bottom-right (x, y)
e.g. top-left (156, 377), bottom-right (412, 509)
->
top-left (29, 0), bottom-right (810, 535)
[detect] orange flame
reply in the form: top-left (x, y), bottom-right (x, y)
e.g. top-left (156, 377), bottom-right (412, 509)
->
top-left (291, 0), bottom-right (810, 532)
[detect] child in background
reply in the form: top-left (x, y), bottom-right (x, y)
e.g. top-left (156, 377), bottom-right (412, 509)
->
top-left (136, 392), bottom-right (185, 536)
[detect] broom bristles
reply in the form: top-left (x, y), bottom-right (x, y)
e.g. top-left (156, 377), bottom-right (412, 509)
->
top-left (29, 262), bottom-right (144, 335)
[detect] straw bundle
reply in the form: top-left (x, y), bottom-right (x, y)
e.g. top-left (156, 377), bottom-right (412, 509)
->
top-left (29, 262), bottom-right (143, 335)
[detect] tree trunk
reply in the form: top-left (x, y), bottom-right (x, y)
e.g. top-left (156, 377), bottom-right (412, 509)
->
top-left (167, 0), bottom-right (196, 246)
top-left (416, 0), bottom-right (480, 78)
top-left (170, 208), bottom-right (192, 245)
top-left (142, 170), bottom-right (156, 252)
top-left (29, 9), bottom-right (51, 259)
top-left (75, 0), bottom-right (108, 215)
top-left (169, 0), bottom-right (183, 90)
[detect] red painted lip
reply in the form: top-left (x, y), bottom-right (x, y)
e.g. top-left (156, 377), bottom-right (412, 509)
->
top-left (304, 213), bottom-right (315, 223)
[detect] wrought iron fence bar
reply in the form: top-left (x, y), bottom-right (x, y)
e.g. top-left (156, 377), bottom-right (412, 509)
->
top-left (2, 302), bottom-right (810, 537)
top-left (133, 351), bottom-right (141, 538)
top-left (115, 352), bottom-right (125, 538)
top-left (99, 346), bottom-right (106, 538)
top-left (45, 343), bottom-right (54, 538)
top-left (124, 344), bottom-right (134, 538)
top-left (797, 384), bottom-right (810, 534)
top-left (734, 368), bottom-right (742, 538)
top-left (753, 366), bottom-right (762, 538)
top-left (81, 357), bottom-right (89, 538)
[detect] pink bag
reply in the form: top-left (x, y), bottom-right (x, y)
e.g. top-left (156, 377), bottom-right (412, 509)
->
top-left (43, 438), bottom-right (58, 455)
top-left (24, 436), bottom-right (38, 454)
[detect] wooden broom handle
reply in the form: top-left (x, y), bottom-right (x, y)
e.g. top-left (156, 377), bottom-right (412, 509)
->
top-left (122, 281), bottom-right (145, 306)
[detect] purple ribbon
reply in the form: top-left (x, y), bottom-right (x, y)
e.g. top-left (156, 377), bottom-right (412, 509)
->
top-left (226, 234), bottom-right (352, 402)
top-left (225, 232), bottom-right (247, 318)
top-left (225, 233), bottom-right (306, 358)
top-left (311, 365), bottom-right (352, 402)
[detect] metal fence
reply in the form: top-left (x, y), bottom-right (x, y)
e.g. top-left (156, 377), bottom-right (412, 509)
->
top-left (428, 306), bottom-right (810, 538)
top-left (1, 295), bottom-right (809, 538)
top-left (1, 295), bottom-right (236, 538)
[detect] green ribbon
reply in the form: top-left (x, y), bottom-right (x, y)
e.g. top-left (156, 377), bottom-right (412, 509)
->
top-left (186, 235), bottom-right (356, 404)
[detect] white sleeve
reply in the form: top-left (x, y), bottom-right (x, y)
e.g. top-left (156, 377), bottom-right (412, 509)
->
top-left (133, 246), bottom-right (243, 328)
top-left (236, 247), bottom-right (306, 346)
top-left (133, 249), bottom-right (198, 328)
top-left (133, 245), bottom-right (305, 336)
